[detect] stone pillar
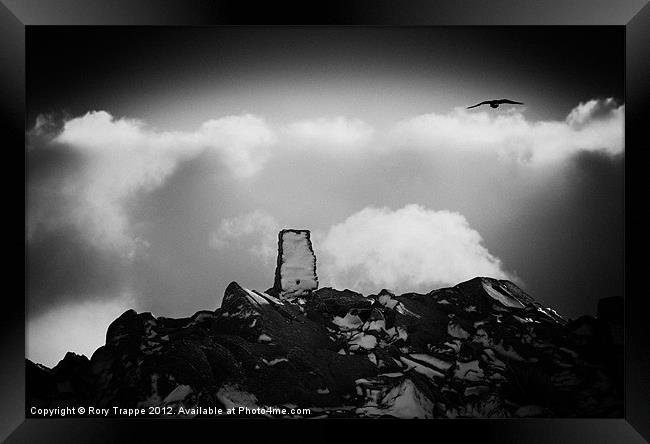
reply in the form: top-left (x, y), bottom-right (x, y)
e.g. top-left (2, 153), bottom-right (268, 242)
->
top-left (273, 229), bottom-right (318, 298)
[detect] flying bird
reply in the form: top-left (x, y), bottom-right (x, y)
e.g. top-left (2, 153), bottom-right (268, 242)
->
top-left (466, 99), bottom-right (524, 109)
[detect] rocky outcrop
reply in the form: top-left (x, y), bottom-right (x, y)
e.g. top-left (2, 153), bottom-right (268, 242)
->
top-left (27, 352), bottom-right (94, 409)
top-left (26, 277), bottom-right (623, 418)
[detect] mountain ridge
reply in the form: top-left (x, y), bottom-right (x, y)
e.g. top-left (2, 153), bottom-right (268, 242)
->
top-left (26, 275), bottom-right (623, 418)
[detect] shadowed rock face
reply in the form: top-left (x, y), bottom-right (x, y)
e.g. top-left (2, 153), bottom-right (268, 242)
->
top-left (26, 277), bottom-right (622, 418)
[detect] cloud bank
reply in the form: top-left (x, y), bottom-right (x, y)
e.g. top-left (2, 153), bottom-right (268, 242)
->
top-left (283, 116), bottom-right (374, 152)
top-left (27, 100), bottom-right (623, 285)
top-left (28, 111), bottom-right (275, 258)
top-left (28, 99), bottom-right (623, 261)
top-left (392, 99), bottom-right (623, 164)
top-left (317, 204), bottom-right (511, 294)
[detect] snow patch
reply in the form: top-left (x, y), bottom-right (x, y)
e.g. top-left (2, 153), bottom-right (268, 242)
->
top-left (257, 290), bottom-right (284, 305)
top-left (482, 281), bottom-right (525, 308)
top-left (333, 312), bottom-right (363, 331)
top-left (349, 333), bottom-right (378, 350)
top-left (400, 356), bottom-right (445, 379)
top-left (454, 360), bottom-right (484, 381)
top-left (448, 322), bottom-right (470, 339)
top-left (396, 303), bottom-right (422, 319)
top-left (257, 333), bottom-right (273, 343)
top-left (363, 319), bottom-right (386, 332)
top-left (397, 326), bottom-right (408, 341)
top-left (377, 293), bottom-right (399, 309)
top-left (262, 357), bottom-right (289, 366)
top-left (217, 384), bottom-right (259, 409)
top-left (357, 379), bottom-right (434, 419)
top-left (408, 354), bottom-right (453, 371)
top-left (163, 385), bottom-right (193, 404)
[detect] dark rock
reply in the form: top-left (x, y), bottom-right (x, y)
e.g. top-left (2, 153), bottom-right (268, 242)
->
top-left (307, 287), bottom-right (371, 318)
top-left (27, 275), bottom-right (622, 418)
top-left (25, 360), bottom-right (58, 408)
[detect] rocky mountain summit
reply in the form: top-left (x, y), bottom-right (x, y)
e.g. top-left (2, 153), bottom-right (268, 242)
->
top-left (27, 230), bottom-right (623, 418)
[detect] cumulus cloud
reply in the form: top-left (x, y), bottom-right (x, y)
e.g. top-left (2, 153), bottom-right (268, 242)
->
top-left (317, 204), bottom-right (511, 295)
top-left (28, 100), bottom-right (623, 261)
top-left (283, 116), bottom-right (374, 152)
top-left (56, 111), bottom-right (275, 177)
top-left (209, 210), bottom-right (280, 264)
top-left (28, 111), bottom-right (275, 258)
top-left (27, 292), bottom-right (138, 367)
top-left (566, 97), bottom-right (621, 129)
top-left (392, 98), bottom-right (623, 164)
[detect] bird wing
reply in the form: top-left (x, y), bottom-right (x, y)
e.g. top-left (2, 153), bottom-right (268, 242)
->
top-left (466, 101), bottom-right (490, 109)
top-left (497, 99), bottom-right (524, 105)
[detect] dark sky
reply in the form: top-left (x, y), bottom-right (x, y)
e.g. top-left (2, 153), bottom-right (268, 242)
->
top-left (27, 27), bottom-right (623, 125)
top-left (26, 27), bottom-right (624, 366)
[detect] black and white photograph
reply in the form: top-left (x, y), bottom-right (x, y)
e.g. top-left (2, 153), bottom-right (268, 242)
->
top-left (24, 25), bottom-right (626, 420)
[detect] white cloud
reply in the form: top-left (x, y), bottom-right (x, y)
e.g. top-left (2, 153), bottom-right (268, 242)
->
top-left (317, 204), bottom-right (510, 294)
top-left (27, 292), bottom-right (137, 367)
top-left (209, 210), bottom-right (280, 263)
top-left (56, 111), bottom-right (275, 178)
top-left (392, 98), bottom-right (624, 164)
top-left (566, 97), bottom-right (621, 129)
top-left (30, 111), bottom-right (275, 258)
top-left (283, 116), bottom-right (374, 151)
top-left (198, 115), bottom-right (277, 176)
top-left (28, 99), bottom-right (623, 261)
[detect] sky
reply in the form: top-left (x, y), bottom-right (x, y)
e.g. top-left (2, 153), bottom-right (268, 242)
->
top-left (26, 27), bottom-right (624, 367)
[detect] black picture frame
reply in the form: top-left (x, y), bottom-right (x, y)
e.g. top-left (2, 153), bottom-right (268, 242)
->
top-left (4, 0), bottom-right (649, 442)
